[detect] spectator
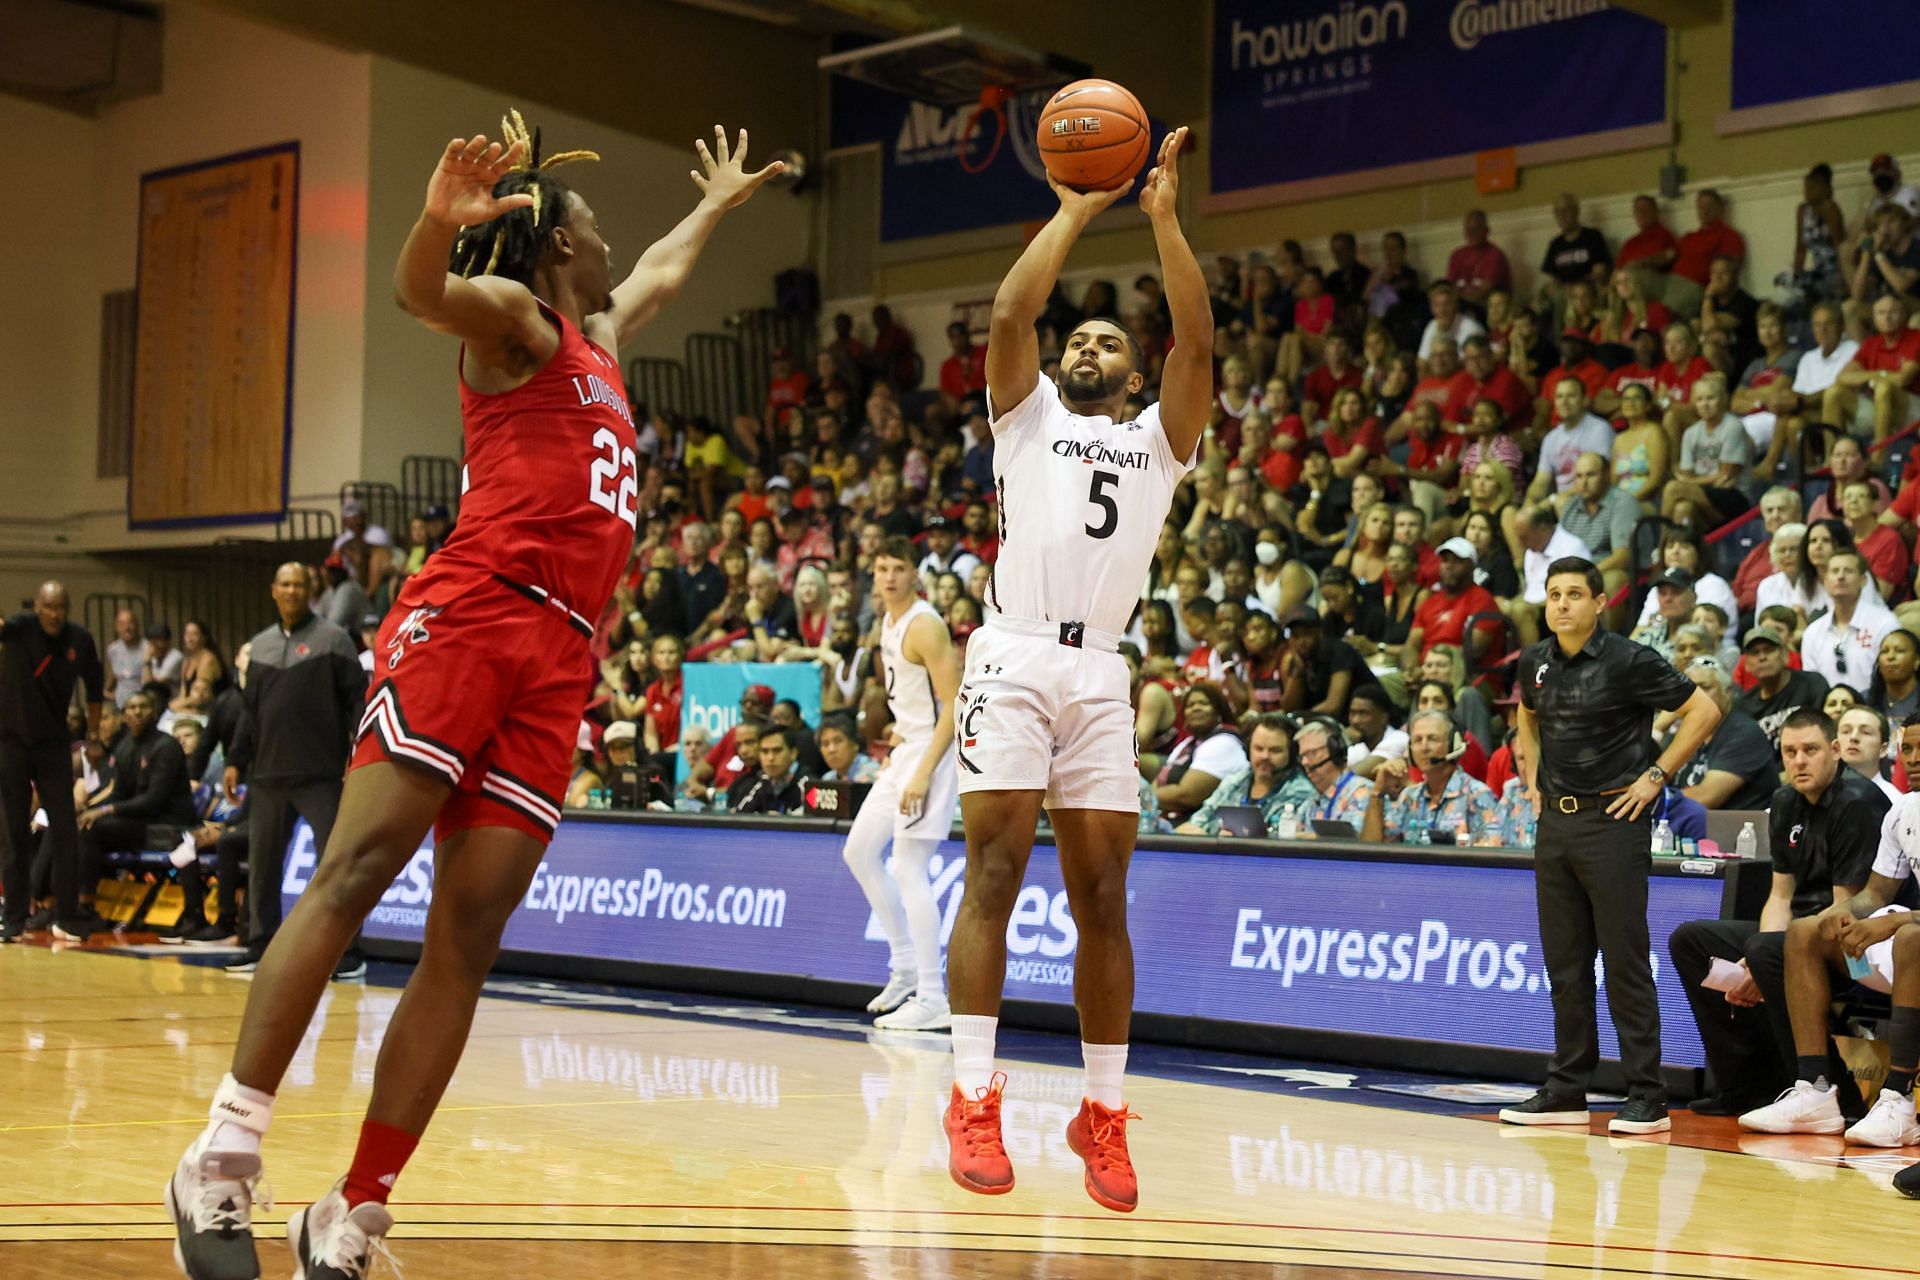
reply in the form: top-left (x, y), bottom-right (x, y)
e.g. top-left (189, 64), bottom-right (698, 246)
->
top-left (1827, 293), bottom-right (1918, 444)
top-left (1673, 658), bottom-right (1777, 810)
top-left (641, 634), bottom-right (684, 757)
top-left (1366, 230), bottom-right (1427, 350)
top-left (1362, 708), bottom-right (1498, 843)
top-left (1344, 683), bottom-right (1408, 779)
top-left (1526, 378), bottom-right (1614, 503)
top-left (1669, 188), bottom-right (1746, 314)
top-left (1654, 322), bottom-right (1713, 452)
top-left (188, 645), bottom-right (248, 784)
top-left (1661, 374), bottom-right (1755, 527)
top-left (865, 304), bottom-right (919, 391)
top-left (817, 714), bottom-right (878, 783)
top-left (1733, 488), bottom-right (1805, 614)
top-left (144, 622), bottom-right (184, 699)
top-left (1294, 716), bottom-right (1374, 832)
top-left (1836, 704), bottom-right (1901, 800)
top-left (774, 506), bottom-right (836, 593)
top-left (1535, 329), bottom-right (1609, 421)
top-left (1794, 163), bottom-right (1849, 304)
top-left (1616, 193), bottom-right (1678, 279)
top-left (331, 495), bottom-right (390, 554)
top-left (1446, 336), bottom-right (1530, 430)
top-left (1700, 255), bottom-right (1761, 378)
top-left (1610, 384), bottom-right (1671, 505)
top-left (1276, 606), bottom-right (1362, 719)
top-left (1320, 388), bottom-right (1382, 482)
top-left (1401, 535), bottom-right (1500, 668)
top-left (1410, 679), bottom-right (1491, 779)
top-left (1634, 525), bottom-right (1740, 631)
top-left (1839, 478), bottom-right (1909, 599)
top-left (1153, 683), bottom-right (1247, 824)
top-left (1276, 267), bottom-right (1334, 382)
top-left (316, 555), bottom-right (371, 636)
top-left (729, 724), bottom-right (815, 815)
top-left (1464, 507), bottom-right (1522, 600)
top-left (1667, 707), bottom-right (1883, 1118)
top-left (1410, 336), bottom-right (1470, 421)
top-left (1325, 230), bottom-right (1372, 321)
top-left (1871, 629), bottom-right (1920, 721)
top-left (917, 515), bottom-right (980, 588)
top-left (1632, 567), bottom-right (1699, 664)
top-left (1519, 507), bottom-right (1592, 615)
top-left (938, 322), bottom-right (985, 410)
top-left (770, 698), bottom-right (827, 776)
top-left (74, 687), bottom-right (196, 913)
top-left (683, 685), bottom-right (774, 801)
top-left (744, 565), bottom-right (799, 661)
top-left (1800, 550), bottom-right (1897, 690)
top-left (1773, 303), bottom-right (1861, 475)
top-left (1554, 452), bottom-right (1639, 601)
top-left (1594, 269), bottom-right (1673, 355)
top-left (105, 608), bottom-right (147, 708)
top-left (1173, 713), bottom-right (1314, 837)
top-left (1419, 281), bottom-right (1487, 372)
top-left (1596, 324), bottom-right (1665, 417)
top-left (1736, 624), bottom-right (1829, 758)
top-left (1301, 331), bottom-right (1363, 424)
top-left (1733, 304), bottom-right (1806, 477)
top-left (1538, 192), bottom-right (1613, 305)
top-left (177, 619), bottom-right (226, 695)
top-left (1824, 683), bottom-right (1862, 719)
top-left (566, 720), bottom-right (639, 809)
top-left (1848, 200), bottom-right (1920, 320)
top-left (1445, 209), bottom-right (1511, 312)
top-left (1453, 400), bottom-right (1524, 501)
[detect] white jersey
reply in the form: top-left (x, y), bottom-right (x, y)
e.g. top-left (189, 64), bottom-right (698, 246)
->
top-left (1872, 793), bottom-right (1920, 882)
top-left (985, 373), bottom-right (1194, 637)
top-left (881, 599), bottom-right (942, 743)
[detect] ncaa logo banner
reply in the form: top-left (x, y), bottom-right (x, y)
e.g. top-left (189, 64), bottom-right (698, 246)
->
top-left (1207, 0), bottom-right (1666, 208)
top-left (680, 661), bottom-right (821, 747)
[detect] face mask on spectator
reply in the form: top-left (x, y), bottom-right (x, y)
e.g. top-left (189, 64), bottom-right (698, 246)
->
top-left (1255, 542), bottom-right (1280, 567)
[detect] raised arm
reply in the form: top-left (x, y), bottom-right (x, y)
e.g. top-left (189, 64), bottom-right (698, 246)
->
top-left (1141, 127), bottom-right (1213, 464)
top-left (985, 176), bottom-right (1133, 421)
top-left (596, 127), bottom-right (784, 352)
top-left (393, 135), bottom-right (549, 361)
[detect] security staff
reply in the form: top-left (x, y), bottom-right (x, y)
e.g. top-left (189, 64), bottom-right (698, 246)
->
top-left (1504, 556), bottom-right (1721, 1136)
top-left (0, 582), bottom-right (104, 941)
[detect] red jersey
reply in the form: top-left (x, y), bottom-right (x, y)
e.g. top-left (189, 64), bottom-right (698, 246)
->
top-left (1654, 356), bottom-right (1713, 409)
top-left (644, 673), bottom-right (682, 749)
top-left (940, 346), bottom-right (988, 400)
top-left (1304, 362), bottom-right (1362, 411)
top-left (1858, 330), bottom-right (1920, 389)
top-left (1605, 362), bottom-right (1658, 399)
top-left (1543, 359), bottom-right (1609, 401)
top-left (1616, 223), bottom-right (1676, 270)
top-left (434, 304), bottom-right (639, 620)
top-left (1445, 368), bottom-right (1531, 427)
top-left (1412, 584), bottom-right (1500, 657)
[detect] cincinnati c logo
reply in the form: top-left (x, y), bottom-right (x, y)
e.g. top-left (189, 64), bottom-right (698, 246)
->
top-left (1534, 662), bottom-right (1549, 686)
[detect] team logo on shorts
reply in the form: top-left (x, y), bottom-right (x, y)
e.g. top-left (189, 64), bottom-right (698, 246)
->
top-left (385, 605), bottom-right (443, 671)
top-left (957, 689), bottom-right (988, 774)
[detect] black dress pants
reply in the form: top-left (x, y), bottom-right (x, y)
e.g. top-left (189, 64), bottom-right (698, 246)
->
top-left (1536, 802), bottom-right (1664, 1101)
top-left (1667, 918), bottom-right (1792, 1098)
top-left (246, 779), bottom-right (342, 945)
top-left (0, 736), bottom-right (79, 925)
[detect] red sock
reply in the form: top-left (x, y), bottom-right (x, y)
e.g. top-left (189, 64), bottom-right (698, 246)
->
top-left (343, 1120), bottom-right (419, 1208)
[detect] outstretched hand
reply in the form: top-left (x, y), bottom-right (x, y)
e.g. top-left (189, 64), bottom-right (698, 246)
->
top-left (692, 126), bottom-right (786, 210)
top-left (424, 135), bottom-right (533, 228)
top-left (1046, 172), bottom-right (1134, 219)
top-left (1139, 126), bottom-right (1187, 219)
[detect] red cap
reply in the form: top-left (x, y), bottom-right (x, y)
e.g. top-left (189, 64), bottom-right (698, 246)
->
top-left (745, 683), bottom-right (776, 704)
top-left (322, 552), bottom-right (345, 570)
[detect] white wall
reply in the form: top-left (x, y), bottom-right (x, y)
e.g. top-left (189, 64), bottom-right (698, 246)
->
top-left (358, 58), bottom-right (815, 483)
top-left (0, 0), bottom-right (370, 567)
top-left (828, 155), bottom-right (1919, 364)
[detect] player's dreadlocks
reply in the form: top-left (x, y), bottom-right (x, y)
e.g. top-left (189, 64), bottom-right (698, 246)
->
top-left (448, 109), bottom-right (600, 285)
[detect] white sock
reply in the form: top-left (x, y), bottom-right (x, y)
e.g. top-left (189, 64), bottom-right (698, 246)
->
top-left (951, 1015), bottom-right (998, 1095)
top-left (204, 1073), bottom-right (274, 1155)
top-left (1083, 1042), bottom-right (1128, 1109)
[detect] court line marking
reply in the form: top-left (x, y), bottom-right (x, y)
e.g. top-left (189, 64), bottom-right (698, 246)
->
top-left (1, 1201), bottom-right (1913, 1275)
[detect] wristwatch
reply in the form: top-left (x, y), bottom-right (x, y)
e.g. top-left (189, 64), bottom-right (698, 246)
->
top-left (1645, 765), bottom-right (1667, 783)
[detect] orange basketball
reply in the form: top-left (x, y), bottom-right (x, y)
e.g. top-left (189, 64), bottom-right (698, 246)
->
top-left (1035, 79), bottom-right (1150, 192)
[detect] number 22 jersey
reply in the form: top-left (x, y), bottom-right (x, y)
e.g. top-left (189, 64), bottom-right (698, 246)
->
top-left (418, 300), bottom-right (640, 618)
top-left (984, 373), bottom-right (1194, 637)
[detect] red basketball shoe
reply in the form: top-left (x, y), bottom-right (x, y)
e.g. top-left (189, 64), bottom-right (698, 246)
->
top-left (1066, 1097), bottom-right (1140, 1212)
top-left (944, 1072), bottom-right (1014, 1196)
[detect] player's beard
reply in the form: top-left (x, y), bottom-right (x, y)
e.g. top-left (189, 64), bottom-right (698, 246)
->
top-left (1062, 361), bottom-right (1128, 406)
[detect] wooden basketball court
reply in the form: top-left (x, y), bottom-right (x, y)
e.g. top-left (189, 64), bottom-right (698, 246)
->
top-left (3, 944), bottom-right (1917, 1278)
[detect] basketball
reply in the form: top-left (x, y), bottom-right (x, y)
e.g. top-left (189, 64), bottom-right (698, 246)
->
top-left (1036, 78), bottom-right (1150, 192)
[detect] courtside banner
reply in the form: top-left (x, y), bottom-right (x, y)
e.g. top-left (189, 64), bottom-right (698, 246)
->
top-left (283, 820), bottom-right (1714, 1067)
top-left (1207, 0), bottom-right (1666, 207)
top-left (679, 662), bottom-right (820, 749)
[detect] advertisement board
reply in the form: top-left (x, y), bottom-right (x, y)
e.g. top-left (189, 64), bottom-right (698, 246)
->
top-left (283, 819), bottom-right (1716, 1067)
top-left (1207, 0), bottom-right (1666, 206)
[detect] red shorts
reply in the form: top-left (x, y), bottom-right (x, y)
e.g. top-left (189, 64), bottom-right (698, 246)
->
top-left (351, 573), bottom-right (595, 843)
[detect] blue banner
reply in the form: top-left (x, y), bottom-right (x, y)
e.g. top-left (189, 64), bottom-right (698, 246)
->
top-left (283, 817), bottom-right (1720, 1068)
top-left (1209, 0), bottom-right (1666, 200)
top-left (1730, 0), bottom-right (1919, 110)
top-left (679, 661), bottom-right (820, 747)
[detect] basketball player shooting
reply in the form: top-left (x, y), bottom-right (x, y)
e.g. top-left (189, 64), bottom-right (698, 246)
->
top-left (166, 114), bottom-right (782, 1280)
top-left (943, 126), bottom-right (1210, 1214)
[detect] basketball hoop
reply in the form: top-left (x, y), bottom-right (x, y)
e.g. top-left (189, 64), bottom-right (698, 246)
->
top-left (958, 84), bottom-right (1013, 175)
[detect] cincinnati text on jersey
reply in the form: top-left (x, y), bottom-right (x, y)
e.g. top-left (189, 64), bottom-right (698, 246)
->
top-left (1050, 439), bottom-right (1151, 469)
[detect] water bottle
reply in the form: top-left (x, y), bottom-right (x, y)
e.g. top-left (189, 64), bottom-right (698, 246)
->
top-left (1735, 821), bottom-right (1758, 860)
top-left (1454, 825), bottom-right (1472, 847)
top-left (711, 788), bottom-right (730, 815)
top-left (1651, 818), bottom-right (1674, 856)
top-left (1275, 802), bottom-right (1300, 840)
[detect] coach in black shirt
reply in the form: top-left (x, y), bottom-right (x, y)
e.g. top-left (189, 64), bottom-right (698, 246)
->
top-left (1504, 557), bottom-right (1720, 1135)
top-left (75, 688), bottom-right (196, 930)
top-left (729, 725), bottom-right (815, 815)
top-left (1668, 708), bottom-right (1886, 1114)
top-left (0, 582), bottom-right (104, 940)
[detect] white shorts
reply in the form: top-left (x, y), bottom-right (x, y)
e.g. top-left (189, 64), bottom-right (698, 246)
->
top-left (1855, 905), bottom-right (1908, 994)
top-left (861, 733), bottom-right (960, 842)
top-left (1741, 410), bottom-right (1776, 453)
top-left (954, 616), bottom-right (1139, 813)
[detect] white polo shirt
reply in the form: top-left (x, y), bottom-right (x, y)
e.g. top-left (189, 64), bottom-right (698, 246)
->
top-left (1800, 597), bottom-right (1898, 691)
top-left (1793, 339), bottom-right (1861, 398)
